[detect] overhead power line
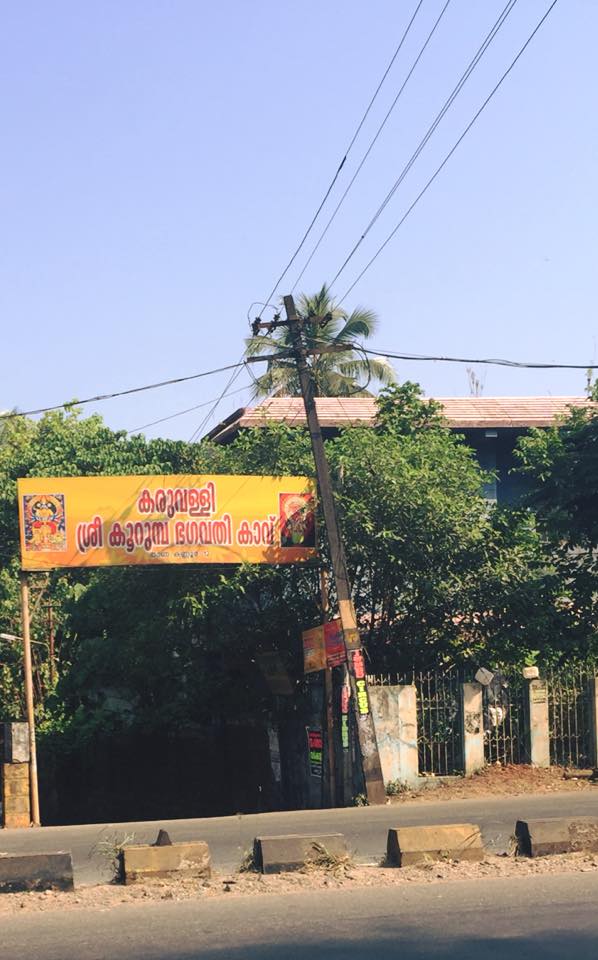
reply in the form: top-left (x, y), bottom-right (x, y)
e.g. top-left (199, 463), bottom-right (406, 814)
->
top-left (128, 382), bottom-right (253, 435)
top-left (337, 0), bottom-right (559, 303)
top-left (259, 1), bottom-right (425, 308)
top-left (0, 354), bottom-right (290, 422)
top-left (291, 0), bottom-right (454, 293)
top-left (188, 363), bottom-right (248, 443)
top-left (361, 345), bottom-right (594, 371)
top-left (331, 0), bottom-right (520, 289)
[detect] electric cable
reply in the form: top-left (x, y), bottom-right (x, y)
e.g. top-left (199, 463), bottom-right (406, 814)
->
top-left (0, 354), bottom-right (292, 421)
top-left (189, 363), bottom-right (248, 443)
top-left (337, 0), bottom-right (560, 303)
top-left (331, 0), bottom-right (520, 289)
top-left (291, 0), bottom-right (454, 293)
top-left (259, 1), bottom-right (426, 308)
top-left (360, 344), bottom-right (591, 370)
top-left (127, 381), bottom-right (253, 435)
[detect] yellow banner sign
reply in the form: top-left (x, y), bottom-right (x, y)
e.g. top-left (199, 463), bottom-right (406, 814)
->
top-left (17, 475), bottom-right (317, 570)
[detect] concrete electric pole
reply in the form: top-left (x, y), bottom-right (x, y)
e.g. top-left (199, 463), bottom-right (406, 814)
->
top-left (275, 295), bottom-right (385, 805)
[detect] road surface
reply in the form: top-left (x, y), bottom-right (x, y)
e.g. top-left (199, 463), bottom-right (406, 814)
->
top-left (3, 872), bottom-right (598, 959)
top-left (1, 790), bottom-right (597, 884)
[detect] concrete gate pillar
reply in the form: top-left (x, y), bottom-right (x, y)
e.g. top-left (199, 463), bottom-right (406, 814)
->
top-left (370, 685), bottom-right (418, 787)
top-left (461, 683), bottom-right (484, 775)
top-left (526, 678), bottom-right (550, 767)
top-left (588, 677), bottom-right (598, 769)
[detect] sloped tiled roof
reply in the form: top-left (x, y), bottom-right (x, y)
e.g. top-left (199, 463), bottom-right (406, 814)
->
top-left (207, 396), bottom-right (593, 442)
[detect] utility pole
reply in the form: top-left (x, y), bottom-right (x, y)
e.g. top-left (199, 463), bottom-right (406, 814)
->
top-left (19, 572), bottom-right (41, 826)
top-left (281, 294), bottom-right (385, 805)
top-left (47, 603), bottom-right (56, 686)
top-left (319, 569), bottom-right (336, 807)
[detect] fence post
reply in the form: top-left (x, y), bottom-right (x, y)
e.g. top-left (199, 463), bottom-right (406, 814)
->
top-left (369, 684), bottom-right (418, 786)
top-left (369, 685), bottom-right (399, 786)
top-left (461, 683), bottom-right (484, 775)
top-left (589, 677), bottom-right (598, 769)
top-left (526, 678), bottom-right (550, 767)
top-left (397, 685), bottom-right (419, 785)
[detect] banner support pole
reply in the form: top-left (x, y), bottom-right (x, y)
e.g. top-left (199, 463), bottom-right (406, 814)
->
top-left (20, 570), bottom-right (41, 826)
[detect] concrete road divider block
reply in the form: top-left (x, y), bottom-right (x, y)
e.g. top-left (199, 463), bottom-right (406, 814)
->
top-left (0, 852), bottom-right (74, 894)
top-left (122, 841), bottom-right (211, 884)
top-left (253, 834), bottom-right (348, 874)
top-left (515, 817), bottom-right (598, 857)
top-left (387, 823), bottom-right (485, 867)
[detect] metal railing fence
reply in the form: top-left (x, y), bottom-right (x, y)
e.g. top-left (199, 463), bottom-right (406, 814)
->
top-left (547, 663), bottom-right (596, 768)
top-left (368, 668), bottom-right (463, 776)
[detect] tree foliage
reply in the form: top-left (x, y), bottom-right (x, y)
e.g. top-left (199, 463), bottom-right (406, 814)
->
top-left (515, 402), bottom-right (598, 659)
top-left (244, 284), bottom-right (395, 397)
top-left (0, 387), bottom-right (589, 746)
top-left (516, 403), bottom-right (598, 548)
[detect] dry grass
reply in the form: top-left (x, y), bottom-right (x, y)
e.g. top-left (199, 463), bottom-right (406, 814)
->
top-left (302, 842), bottom-right (355, 876)
top-left (91, 832), bottom-right (137, 883)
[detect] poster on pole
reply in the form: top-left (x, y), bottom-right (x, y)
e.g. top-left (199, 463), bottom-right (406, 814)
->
top-left (17, 474), bottom-right (317, 570)
top-left (323, 619), bottom-right (346, 668)
top-left (302, 618), bottom-right (347, 674)
top-left (302, 625), bottom-right (326, 674)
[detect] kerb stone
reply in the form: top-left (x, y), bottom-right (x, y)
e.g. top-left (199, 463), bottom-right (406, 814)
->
top-left (515, 817), bottom-right (598, 857)
top-left (254, 834), bottom-right (347, 874)
top-left (0, 852), bottom-right (74, 893)
top-left (387, 823), bottom-right (485, 867)
top-left (122, 841), bottom-right (211, 884)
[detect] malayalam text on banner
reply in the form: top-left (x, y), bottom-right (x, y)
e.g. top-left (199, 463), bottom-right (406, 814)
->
top-left (17, 474), bottom-right (317, 570)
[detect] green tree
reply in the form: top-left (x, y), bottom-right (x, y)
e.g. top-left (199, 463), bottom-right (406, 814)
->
top-left (515, 402), bottom-right (598, 660)
top-left (325, 384), bottom-right (562, 668)
top-left (0, 388), bottom-right (577, 749)
top-left (245, 284), bottom-right (395, 397)
top-left (0, 408), bottom-right (227, 726)
top-left (516, 403), bottom-right (598, 548)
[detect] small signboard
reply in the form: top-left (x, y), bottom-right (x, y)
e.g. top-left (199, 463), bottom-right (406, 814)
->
top-left (324, 619), bottom-right (346, 668)
top-left (307, 728), bottom-right (323, 778)
top-left (303, 626), bottom-right (326, 674)
top-left (343, 627), bottom-right (362, 651)
top-left (340, 685), bottom-right (351, 750)
top-left (302, 619), bottom-right (347, 674)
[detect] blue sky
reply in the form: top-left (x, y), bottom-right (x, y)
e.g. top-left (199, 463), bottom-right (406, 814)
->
top-left (1, 1), bottom-right (596, 439)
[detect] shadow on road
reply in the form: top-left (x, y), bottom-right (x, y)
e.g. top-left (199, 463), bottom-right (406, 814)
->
top-left (160, 929), bottom-right (597, 960)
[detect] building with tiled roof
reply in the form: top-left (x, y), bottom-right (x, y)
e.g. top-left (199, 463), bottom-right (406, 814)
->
top-left (207, 396), bottom-right (591, 442)
top-left (207, 396), bottom-right (593, 505)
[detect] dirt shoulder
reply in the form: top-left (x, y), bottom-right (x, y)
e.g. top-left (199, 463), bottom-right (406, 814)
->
top-left (2, 850), bottom-right (598, 916)
top-left (389, 764), bottom-right (598, 803)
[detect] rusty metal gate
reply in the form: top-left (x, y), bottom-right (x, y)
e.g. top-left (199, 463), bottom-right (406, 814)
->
top-left (414, 668), bottom-right (463, 776)
top-left (548, 664), bottom-right (595, 768)
top-left (483, 672), bottom-right (528, 766)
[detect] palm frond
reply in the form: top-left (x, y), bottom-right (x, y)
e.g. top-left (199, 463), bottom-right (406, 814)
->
top-left (244, 334), bottom-right (283, 357)
top-left (244, 287), bottom-right (389, 398)
top-left (334, 307), bottom-right (379, 343)
top-left (362, 356), bottom-right (397, 385)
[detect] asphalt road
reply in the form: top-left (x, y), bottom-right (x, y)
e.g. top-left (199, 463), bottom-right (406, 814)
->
top-left (1, 791), bottom-right (597, 884)
top-left (3, 872), bottom-right (598, 959)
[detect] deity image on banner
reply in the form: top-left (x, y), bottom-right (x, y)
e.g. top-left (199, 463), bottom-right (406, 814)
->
top-left (279, 493), bottom-right (316, 548)
top-left (23, 494), bottom-right (67, 552)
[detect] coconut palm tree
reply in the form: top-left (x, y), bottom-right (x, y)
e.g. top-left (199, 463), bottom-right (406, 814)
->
top-left (245, 285), bottom-right (395, 398)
